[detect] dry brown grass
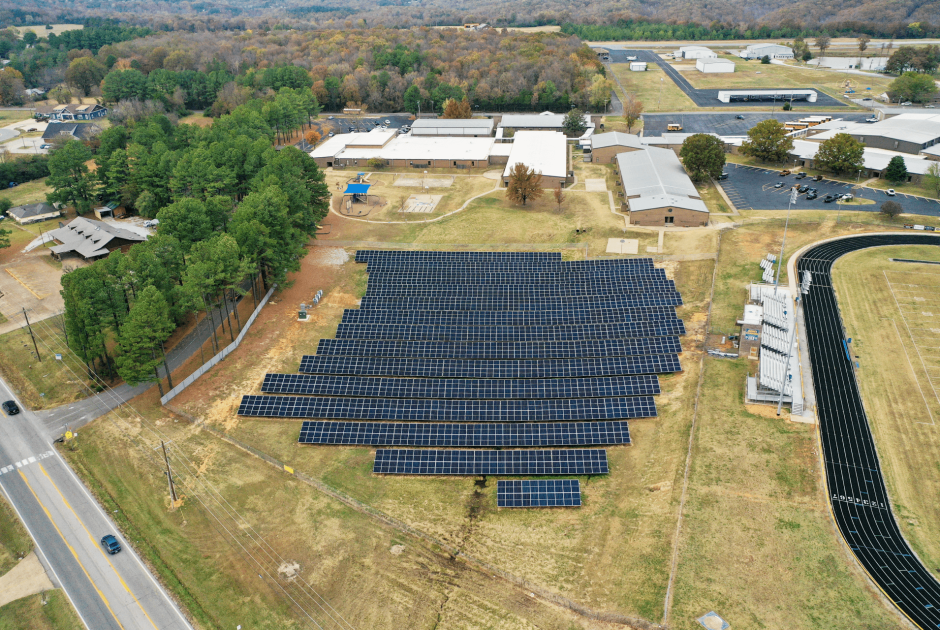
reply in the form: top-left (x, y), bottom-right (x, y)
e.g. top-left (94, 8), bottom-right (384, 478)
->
top-left (833, 246), bottom-right (940, 582)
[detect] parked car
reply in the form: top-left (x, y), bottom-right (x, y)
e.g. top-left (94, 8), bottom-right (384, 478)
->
top-left (328, 132), bottom-right (334, 137)
top-left (328, 115), bottom-right (334, 119)
top-left (717, 173), bottom-right (729, 180)
top-left (794, 172), bottom-right (807, 179)
top-left (806, 192), bottom-right (818, 200)
top-left (824, 194), bottom-right (836, 203)
top-left (841, 194), bottom-right (854, 201)
top-left (773, 182), bottom-right (784, 188)
top-left (779, 169), bottom-right (791, 176)
top-left (926, 105), bottom-right (936, 109)
top-left (39, 144), bottom-right (51, 149)
top-left (886, 189), bottom-right (896, 196)
top-left (865, 117), bottom-right (879, 122)
top-left (384, 119), bottom-right (391, 125)
top-left (143, 219), bottom-right (160, 228)
top-left (8, 182), bottom-right (17, 188)
top-left (813, 175), bottom-right (824, 181)
top-left (735, 115), bottom-right (745, 120)
top-left (26, 127), bottom-right (36, 132)
top-left (902, 101), bottom-right (913, 106)
top-left (797, 185), bottom-right (809, 193)
top-left (100, 535), bottom-right (121, 555)
top-left (1, 400), bottom-right (20, 415)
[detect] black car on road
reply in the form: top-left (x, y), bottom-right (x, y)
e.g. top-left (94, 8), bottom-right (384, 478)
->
top-left (1, 400), bottom-right (19, 415)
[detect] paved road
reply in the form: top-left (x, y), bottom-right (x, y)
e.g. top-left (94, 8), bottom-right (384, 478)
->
top-left (642, 111), bottom-right (872, 136)
top-left (603, 48), bottom-right (847, 108)
top-left (799, 234), bottom-right (940, 630)
top-left (720, 163), bottom-right (940, 215)
top-left (0, 376), bottom-right (192, 630)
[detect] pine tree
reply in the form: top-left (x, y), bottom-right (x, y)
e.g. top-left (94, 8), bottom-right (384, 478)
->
top-left (115, 286), bottom-right (175, 395)
top-left (885, 155), bottom-right (907, 185)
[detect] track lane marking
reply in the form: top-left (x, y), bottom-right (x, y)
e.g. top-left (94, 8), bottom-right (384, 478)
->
top-left (36, 463), bottom-right (160, 630)
top-left (18, 469), bottom-right (126, 630)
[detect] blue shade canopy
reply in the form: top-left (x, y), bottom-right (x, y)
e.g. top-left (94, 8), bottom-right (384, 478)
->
top-left (344, 183), bottom-right (371, 194)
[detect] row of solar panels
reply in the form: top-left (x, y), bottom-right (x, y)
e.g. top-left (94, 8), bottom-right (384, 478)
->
top-left (497, 480), bottom-right (581, 508)
top-left (261, 374), bottom-right (662, 399)
top-left (341, 308), bottom-right (683, 326)
top-left (372, 449), bottom-right (609, 475)
top-left (355, 250), bottom-right (563, 263)
top-left (315, 337), bottom-right (683, 360)
top-left (365, 270), bottom-right (669, 286)
top-left (298, 420), bottom-right (631, 447)
top-left (363, 258), bottom-right (655, 273)
top-left (335, 320), bottom-right (687, 342)
top-left (364, 282), bottom-right (678, 298)
top-left (357, 294), bottom-right (683, 311)
top-left (238, 395), bottom-right (657, 421)
top-left (297, 354), bottom-right (683, 378)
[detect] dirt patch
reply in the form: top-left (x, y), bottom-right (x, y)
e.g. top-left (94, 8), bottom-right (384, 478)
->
top-left (745, 403), bottom-right (791, 420)
top-left (389, 545), bottom-right (405, 555)
top-left (277, 561), bottom-right (301, 581)
top-left (0, 552), bottom-right (53, 608)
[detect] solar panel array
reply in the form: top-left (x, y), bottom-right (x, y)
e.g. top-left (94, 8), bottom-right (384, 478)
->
top-left (237, 251), bottom-right (686, 506)
top-left (497, 480), bottom-right (581, 507)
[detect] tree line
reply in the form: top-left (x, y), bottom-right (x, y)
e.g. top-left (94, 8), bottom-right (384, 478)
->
top-left (55, 104), bottom-right (329, 390)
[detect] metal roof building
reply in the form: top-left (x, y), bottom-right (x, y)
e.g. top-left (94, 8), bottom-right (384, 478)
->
top-left (47, 217), bottom-right (146, 260)
top-left (615, 146), bottom-right (708, 226)
top-left (411, 118), bottom-right (494, 137)
top-left (738, 44), bottom-right (794, 59)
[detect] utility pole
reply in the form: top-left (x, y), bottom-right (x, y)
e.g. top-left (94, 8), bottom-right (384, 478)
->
top-left (22, 308), bottom-right (40, 361)
top-left (161, 441), bottom-right (177, 504)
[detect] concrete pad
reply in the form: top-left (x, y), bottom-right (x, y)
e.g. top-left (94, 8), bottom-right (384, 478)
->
top-left (0, 552), bottom-right (54, 607)
top-left (400, 194), bottom-right (443, 213)
top-left (585, 178), bottom-right (607, 192)
top-left (0, 259), bottom-right (67, 335)
top-left (606, 238), bottom-right (638, 255)
top-left (647, 246), bottom-right (659, 253)
top-left (393, 176), bottom-right (454, 188)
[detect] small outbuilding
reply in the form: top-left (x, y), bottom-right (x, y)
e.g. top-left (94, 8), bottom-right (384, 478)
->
top-left (6, 202), bottom-right (60, 225)
top-left (696, 58), bottom-right (735, 73)
top-left (502, 131), bottom-right (570, 189)
top-left (629, 62), bottom-right (647, 72)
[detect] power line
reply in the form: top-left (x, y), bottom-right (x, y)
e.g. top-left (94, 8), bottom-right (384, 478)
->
top-left (22, 306), bottom-right (355, 630)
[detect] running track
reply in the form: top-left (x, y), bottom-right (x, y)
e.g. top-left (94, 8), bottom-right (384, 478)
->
top-left (799, 234), bottom-right (940, 629)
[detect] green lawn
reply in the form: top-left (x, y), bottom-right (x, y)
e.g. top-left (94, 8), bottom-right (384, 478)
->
top-left (0, 179), bottom-right (52, 209)
top-left (0, 496), bottom-right (32, 576)
top-left (0, 591), bottom-right (83, 630)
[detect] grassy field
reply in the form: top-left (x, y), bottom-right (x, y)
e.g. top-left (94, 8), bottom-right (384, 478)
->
top-left (0, 179), bottom-right (52, 209)
top-left (0, 590), bottom-right (83, 630)
top-left (867, 178), bottom-right (940, 200)
top-left (13, 24), bottom-right (82, 39)
top-left (832, 247), bottom-right (940, 582)
top-left (0, 314), bottom-right (98, 409)
top-left (0, 495), bottom-right (32, 576)
top-left (0, 112), bottom-right (34, 126)
top-left (681, 56), bottom-right (894, 100)
top-left (610, 63), bottom-right (696, 113)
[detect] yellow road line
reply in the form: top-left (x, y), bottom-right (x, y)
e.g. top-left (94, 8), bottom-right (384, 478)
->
top-left (18, 469), bottom-right (126, 630)
top-left (4, 267), bottom-right (45, 300)
top-left (37, 463), bottom-right (159, 630)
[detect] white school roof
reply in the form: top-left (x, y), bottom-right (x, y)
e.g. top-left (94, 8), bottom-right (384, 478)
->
top-left (498, 113), bottom-right (590, 129)
top-left (411, 118), bottom-right (494, 135)
top-left (591, 131), bottom-right (644, 150)
top-left (341, 136), bottom-right (495, 162)
top-left (502, 131), bottom-right (568, 179)
top-left (791, 139), bottom-right (937, 175)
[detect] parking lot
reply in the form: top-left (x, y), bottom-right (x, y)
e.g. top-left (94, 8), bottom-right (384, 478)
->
top-left (315, 114), bottom-right (413, 137)
top-left (642, 112), bottom-right (872, 136)
top-left (719, 163), bottom-right (940, 216)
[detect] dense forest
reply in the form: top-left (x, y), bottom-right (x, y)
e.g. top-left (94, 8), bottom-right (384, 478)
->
top-left (53, 104), bottom-right (329, 386)
top-left (4, 0), bottom-right (940, 36)
top-left (2, 27), bottom-right (609, 113)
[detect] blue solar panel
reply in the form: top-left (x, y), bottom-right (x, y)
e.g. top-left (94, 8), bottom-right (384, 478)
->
top-left (358, 294), bottom-right (683, 311)
top-left (238, 395), bottom-right (657, 421)
top-left (299, 421), bottom-right (631, 446)
top-left (372, 449), bottom-right (610, 475)
top-left (315, 337), bottom-right (683, 359)
top-left (497, 479), bottom-right (581, 507)
top-left (365, 283), bottom-right (677, 298)
top-left (297, 355), bottom-right (683, 378)
top-left (365, 271), bottom-right (668, 286)
top-left (334, 320), bottom-right (687, 342)
top-left (261, 374), bottom-right (661, 398)
top-left (342, 307), bottom-right (681, 327)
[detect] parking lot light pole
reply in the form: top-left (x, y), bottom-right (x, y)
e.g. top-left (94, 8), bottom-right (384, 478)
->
top-left (774, 186), bottom-right (797, 291)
